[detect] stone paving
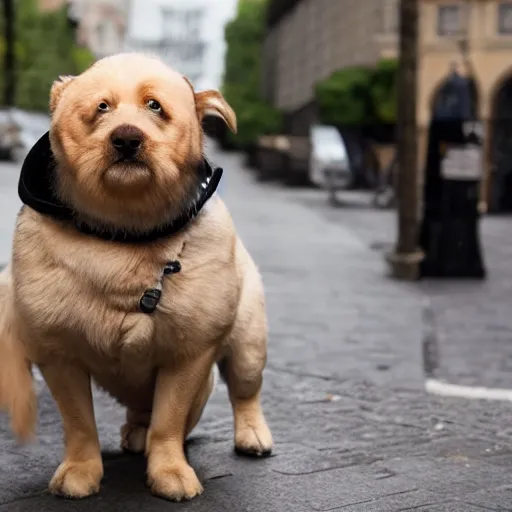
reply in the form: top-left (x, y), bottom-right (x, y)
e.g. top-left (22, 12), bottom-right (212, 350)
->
top-left (1, 146), bottom-right (512, 511)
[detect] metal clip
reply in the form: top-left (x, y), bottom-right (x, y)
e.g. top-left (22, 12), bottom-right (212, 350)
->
top-left (139, 260), bottom-right (181, 314)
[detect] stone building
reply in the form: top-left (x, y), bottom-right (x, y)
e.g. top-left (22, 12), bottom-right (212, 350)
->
top-left (263, 0), bottom-right (512, 212)
top-left (125, 1), bottom-right (208, 87)
top-left (263, 0), bottom-right (398, 134)
top-left (124, 0), bottom-right (237, 91)
top-left (419, 0), bottom-right (512, 212)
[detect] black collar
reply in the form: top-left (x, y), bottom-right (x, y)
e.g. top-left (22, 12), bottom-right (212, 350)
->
top-left (18, 131), bottom-right (223, 244)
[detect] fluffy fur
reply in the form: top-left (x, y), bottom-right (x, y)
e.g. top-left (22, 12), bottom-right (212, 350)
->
top-left (0, 53), bottom-right (272, 501)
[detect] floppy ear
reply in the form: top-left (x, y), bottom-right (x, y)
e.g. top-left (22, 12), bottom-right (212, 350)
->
top-left (49, 75), bottom-right (75, 113)
top-left (195, 90), bottom-right (237, 134)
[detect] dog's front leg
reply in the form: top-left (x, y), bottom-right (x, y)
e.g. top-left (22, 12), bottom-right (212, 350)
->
top-left (39, 363), bottom-right (103, 498)
top-left (146, 349), bottom-right (215, 501)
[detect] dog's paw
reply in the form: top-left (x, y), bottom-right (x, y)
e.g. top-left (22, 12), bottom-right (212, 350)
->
top-left (235, 420), bottom-right (273, 457)
top-left (121, 422), bottom-right (147, 454)
top-left (49, 458), bottom-right (103, 499)
top-left (148, 462), bottom-right (203, 501)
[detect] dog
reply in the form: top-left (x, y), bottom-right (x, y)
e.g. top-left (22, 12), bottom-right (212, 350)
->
top-left (0, 53), bottom-right (272, 501)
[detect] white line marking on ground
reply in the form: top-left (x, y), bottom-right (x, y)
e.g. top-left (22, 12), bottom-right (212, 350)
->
top-left (426, 378), bottom-right (512, 402)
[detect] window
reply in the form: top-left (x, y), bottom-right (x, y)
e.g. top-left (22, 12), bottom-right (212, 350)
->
top-left (184, 10), bottom-right (202, 39)
top-left (162, 8), bottom-right (203, 42)
top-left (96, 22), bottom-right (107, 49)
top-left (498, 2), bottom-right (512, 34)
top-left (438, 5), bottom-right (462, 36)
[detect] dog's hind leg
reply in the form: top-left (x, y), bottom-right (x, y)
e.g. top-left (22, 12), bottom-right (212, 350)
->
top-left (121, 409), bottom-right (150, 454)
top-left (121, 369), bottom-right (215, 455)
top-left (218, 322), bottom-right (273, 457)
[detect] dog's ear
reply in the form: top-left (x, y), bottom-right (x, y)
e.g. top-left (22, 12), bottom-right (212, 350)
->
top-left (50, 75), bottom-right (75, 113)
top-left (195, 90), bottom-right (237, 134)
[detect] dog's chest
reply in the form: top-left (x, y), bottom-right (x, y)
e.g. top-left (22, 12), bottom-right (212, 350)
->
top-left (15, 235), bottom-right (238, 365)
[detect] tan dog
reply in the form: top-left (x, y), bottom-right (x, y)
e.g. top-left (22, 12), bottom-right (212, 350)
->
top-left (0, 53), bottom-right (272, 501)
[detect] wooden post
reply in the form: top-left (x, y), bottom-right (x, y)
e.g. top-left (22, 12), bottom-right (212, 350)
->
top-left (2, 0), bottom-right (16, 107)
top-left (386, 0), bottom-right (424, 280)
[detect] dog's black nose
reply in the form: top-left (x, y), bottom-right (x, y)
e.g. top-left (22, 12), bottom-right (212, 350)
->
top-left (110, 124), bottom-right (144, 158)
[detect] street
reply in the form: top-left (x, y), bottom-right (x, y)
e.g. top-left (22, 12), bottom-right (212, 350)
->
top-left (1, 142), bottom-right (512, 511)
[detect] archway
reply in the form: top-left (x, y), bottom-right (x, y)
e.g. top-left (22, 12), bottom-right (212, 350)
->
top-left (490, 75), bottom-right (512, 212)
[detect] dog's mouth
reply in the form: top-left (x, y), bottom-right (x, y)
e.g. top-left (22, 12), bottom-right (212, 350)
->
top-left (103, 158), bottom-right (152, 188)
top-left (112, 156), bottom-right (145, 167)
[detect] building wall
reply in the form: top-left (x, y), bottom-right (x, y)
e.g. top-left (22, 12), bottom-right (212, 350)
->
top-left (38, 0), bottom-right (128, 58)
top-left (125, 0), bottom-right (236, 91)
top-left (264, 0), bottom-right (512, 210)
top-left (265, 0), bottom-right (512, 123)
top-left (417, 1), bottom-right (512, 209)
top-left (74, 0), bottom-right (129, 59)
top-left (125, 1), bottom-right (207, 87)
top-left (418, 1), bottom-right (512, 125)
top-left (264, 0), bottom-right (399, 112)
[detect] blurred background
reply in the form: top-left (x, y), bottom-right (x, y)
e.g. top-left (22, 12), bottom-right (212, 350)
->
top-left (3, 1), bottom-right (512, 510)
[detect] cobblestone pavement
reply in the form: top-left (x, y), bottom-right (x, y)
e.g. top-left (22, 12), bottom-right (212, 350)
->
top-left (1, 147), bottom-right (512, 511)
top-left (290, 181), bottom-right (512, 391)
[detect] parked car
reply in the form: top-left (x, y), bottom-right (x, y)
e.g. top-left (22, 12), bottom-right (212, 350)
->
top-left (309, 124), bottom-right (352, 201)
top-left (0, 108), bottom-right (50, 162)
top-left (9, 108), bottom-right (50, 161)
top-left (0, 109), bottom-right (21, 161)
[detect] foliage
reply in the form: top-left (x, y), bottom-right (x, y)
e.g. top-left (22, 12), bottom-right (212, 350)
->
top-left (315, 67), bottom-right (373, 126)
top-left (315, 59), bottom-right (398, 127)
top-left (236, 0), bottom-right (268, 16)
top-left (0, 0), bottom-right (95, 112)
top-left (222, 0), bottom-right (282, 148)
top-left (369, 59), bottom-right (398, 124)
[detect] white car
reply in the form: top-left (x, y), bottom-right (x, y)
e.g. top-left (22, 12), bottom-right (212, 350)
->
top-left (0, 109), bottom-right (21, 161)
top-left (309, 125), bottom-right (352, 196)
top-left (0, 108), bottom-right (50, 162)
top-left (9, 108), bottom-right (50, 161)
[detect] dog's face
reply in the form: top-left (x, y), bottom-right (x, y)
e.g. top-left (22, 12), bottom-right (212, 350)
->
top-left (49, 53), bottom-right (236, 232)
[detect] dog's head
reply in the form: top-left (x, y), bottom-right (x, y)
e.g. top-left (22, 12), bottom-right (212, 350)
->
top-left (49, 53), bottom-right (236, 233)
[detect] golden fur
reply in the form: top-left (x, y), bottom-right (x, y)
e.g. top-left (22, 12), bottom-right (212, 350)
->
top-left (0, 53), bottom-right (272, 501)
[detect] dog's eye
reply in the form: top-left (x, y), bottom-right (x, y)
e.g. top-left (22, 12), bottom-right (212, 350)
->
top-left (98, 102), bottom-right (110, 113)
top-left (147, 99), bottom-right (162, 113)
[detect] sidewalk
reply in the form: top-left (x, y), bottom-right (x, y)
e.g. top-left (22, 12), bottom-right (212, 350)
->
top-left (1, 147), bottom-right (512, 511)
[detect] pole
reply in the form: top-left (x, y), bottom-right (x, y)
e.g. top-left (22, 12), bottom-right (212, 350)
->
top-left (2, 0), bottom-right (15, 107)
top-left (386, 0), bottom-right (423, 280)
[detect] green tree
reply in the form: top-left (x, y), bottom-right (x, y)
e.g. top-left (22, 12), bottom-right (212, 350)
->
top-left (2, 0), bottom-right (15, 106)
top-left (315, 59), bottom-right (398, 127)
top-left (315, 67), bottom-right (373, 126)
top-left (0, 0), bottom-right (95, 112)
top-left (222, 0), bottom-right (282, 148)
top-left (369, 59), bottom-right (398, 124)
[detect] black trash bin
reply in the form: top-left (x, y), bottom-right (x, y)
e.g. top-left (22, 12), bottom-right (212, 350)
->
top-left (419, 71), bottom-right (486, 279)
